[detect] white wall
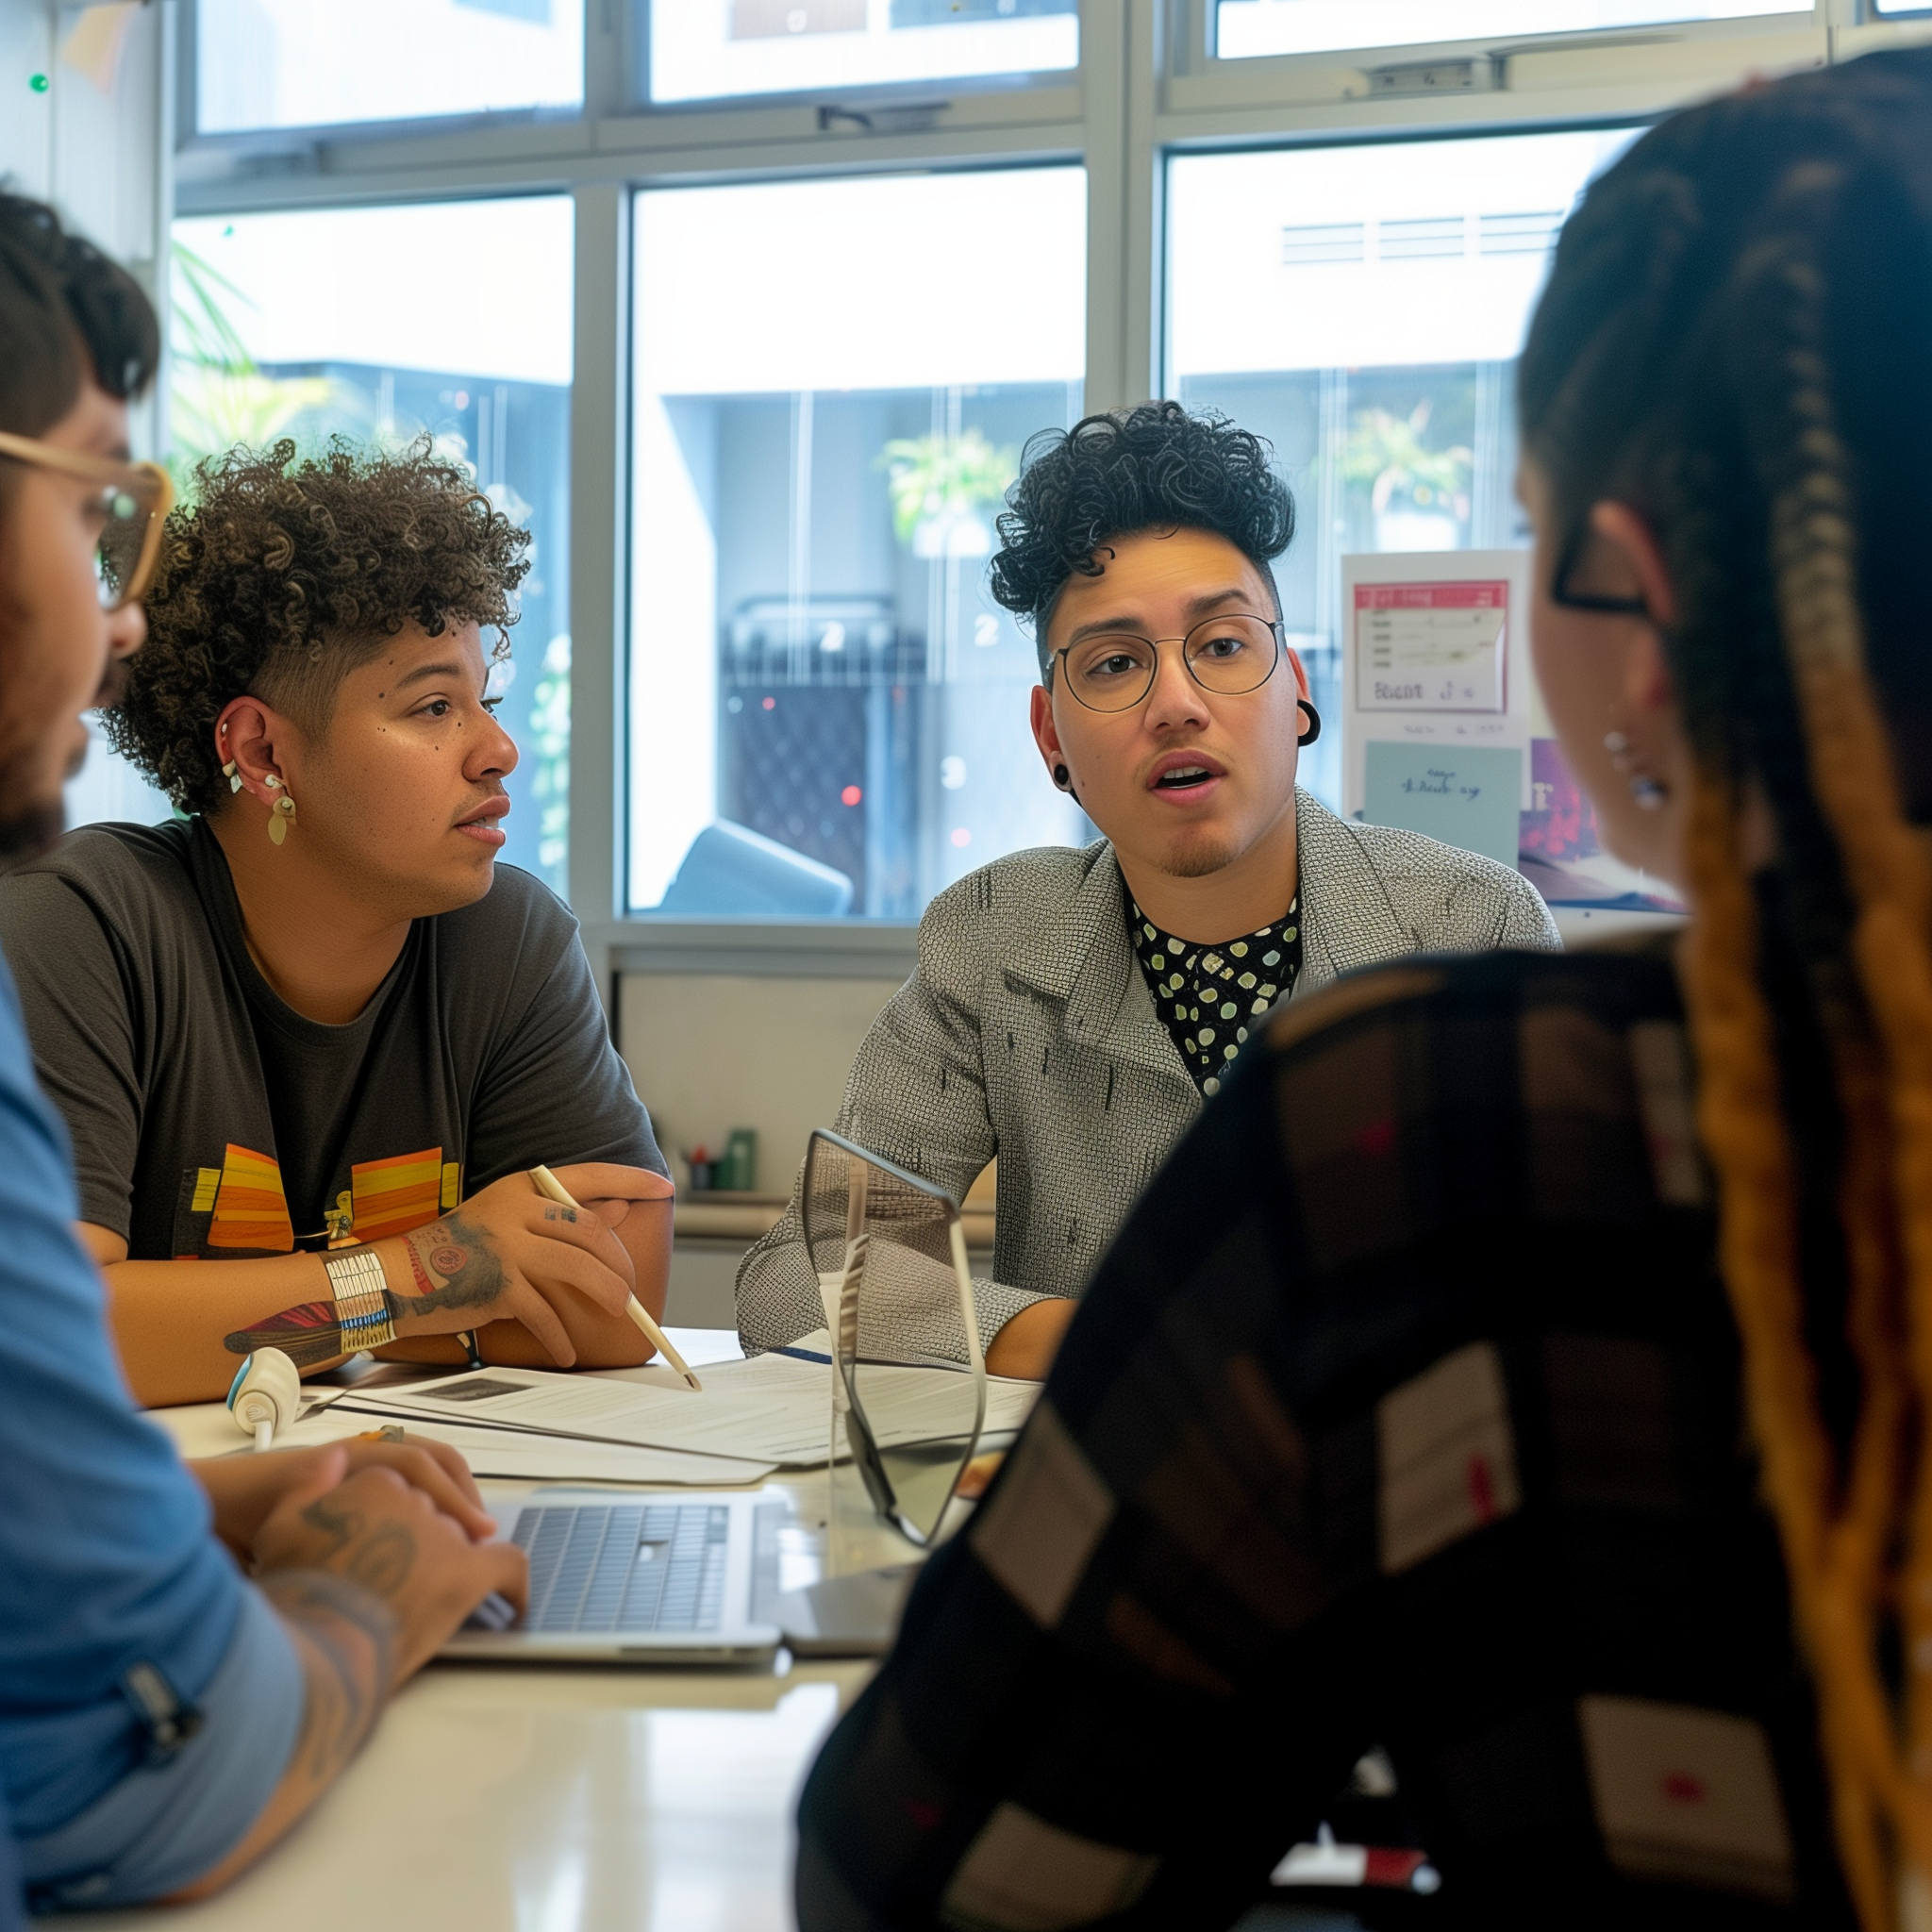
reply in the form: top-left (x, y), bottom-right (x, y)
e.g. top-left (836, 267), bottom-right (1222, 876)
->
top-left (621, 970), bottom-right (903, 1196)
top-left (2, 0), bottom-right (175, 830)
top-left (0, 0), bottom-right (170, 453)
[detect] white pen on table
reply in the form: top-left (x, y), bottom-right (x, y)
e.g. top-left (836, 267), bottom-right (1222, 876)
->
top-left (528, 1164), bottom-right (702, 1391)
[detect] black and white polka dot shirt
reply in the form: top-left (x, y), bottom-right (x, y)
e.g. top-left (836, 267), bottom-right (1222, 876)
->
top-left (1127, 891), bottom-right (1304, 1097)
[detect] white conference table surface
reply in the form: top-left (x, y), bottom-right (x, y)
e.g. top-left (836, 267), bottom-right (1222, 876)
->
top-left (104, 1329), bottom-right (890, 1932)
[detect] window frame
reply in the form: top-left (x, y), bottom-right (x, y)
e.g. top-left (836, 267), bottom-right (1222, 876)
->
top-left (1171, 0), bottom-right (1834, 101)
top-left (168, 0), bottom-right (1926, 982)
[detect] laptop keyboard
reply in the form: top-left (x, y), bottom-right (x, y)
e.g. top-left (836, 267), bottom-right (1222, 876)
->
top-left (513, 1503), bottom-right (730, 1635)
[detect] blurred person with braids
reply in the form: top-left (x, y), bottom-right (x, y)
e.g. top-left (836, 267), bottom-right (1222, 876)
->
top-left (737, 402), bottom-right (1557, 1379)
top-left (0, 440), bottom-right (674, 1407)
top-left (793, 48), bottom-right (1932, 1932)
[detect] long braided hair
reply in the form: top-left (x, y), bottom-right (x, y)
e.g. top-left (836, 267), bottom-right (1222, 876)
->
top-left (1521, 51), bottom-right (1932, 1926)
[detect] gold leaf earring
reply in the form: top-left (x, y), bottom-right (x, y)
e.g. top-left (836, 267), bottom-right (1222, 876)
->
top-left (265, 775), bottom-right (296, 846)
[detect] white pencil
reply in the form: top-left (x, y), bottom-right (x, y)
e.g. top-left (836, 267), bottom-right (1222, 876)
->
top-left (529, 1165), bottom-right (702, 1391)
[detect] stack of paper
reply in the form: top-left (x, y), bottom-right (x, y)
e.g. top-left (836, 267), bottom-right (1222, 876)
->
top-left (275, 1404), bottom-right (775, 1486)
top-left (325, 1349), bottom-right (1039, 1470)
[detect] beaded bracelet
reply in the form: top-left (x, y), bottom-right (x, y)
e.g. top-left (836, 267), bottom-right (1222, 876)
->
top-left (323, 1247), bottom-right (395, 1351)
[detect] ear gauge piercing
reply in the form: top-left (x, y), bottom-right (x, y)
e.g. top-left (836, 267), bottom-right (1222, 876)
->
top-left (1604, 730), bottom-right (1670, 811)
top-left (1052, 764), bottom-right (1073, 791)
top-left (264, 774), bottom-right (297, 846)
top-left (1296, 699), bottom-right (1323, 747)
top-left (221, 760), bottom-right (242, 794)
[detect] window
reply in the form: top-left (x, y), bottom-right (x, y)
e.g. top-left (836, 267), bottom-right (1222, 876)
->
top-left (647, 0), bottom-right (1077, 105)
top-left (628, 167), bottom-right (1087, 919)
top-left (163, 198), bottom-right (575, 893)
top-left (1168, 129), bottom-right (1659, 904)
top-left (1212, 0), bottom-right (1811, 60)
top-left (195, 0), bottom-right (584, 134)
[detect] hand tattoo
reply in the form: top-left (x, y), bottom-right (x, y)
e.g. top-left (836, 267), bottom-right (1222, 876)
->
top-left (398, 1213), bottom-right (507, 1314)
top-left (299, 1494), bottom-right (361, 1559)
top-left (541, 1204), bottom-right (577, 1224)
top-left (345, 1525), bottom-right (416, 1598)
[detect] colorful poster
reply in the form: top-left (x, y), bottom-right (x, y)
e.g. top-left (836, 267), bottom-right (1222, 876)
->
top-left (1355, 580), bottom-right (1507, 713)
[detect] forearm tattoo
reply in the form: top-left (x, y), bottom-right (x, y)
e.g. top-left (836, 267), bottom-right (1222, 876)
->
top-left (224, 1212), bottom-right (511, 1358)
top-left (224, 1299), bottom-right (363, 1368)
top-left (258, 1569), bottom-right (398, 1784)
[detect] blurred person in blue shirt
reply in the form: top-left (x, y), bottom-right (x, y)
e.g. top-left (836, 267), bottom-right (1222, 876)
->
top-left (0, 192), bottom-right (528, 1918)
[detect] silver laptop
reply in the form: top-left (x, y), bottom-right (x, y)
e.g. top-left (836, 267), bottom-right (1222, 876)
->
top-left (442, 1488), bottom-right (789, 1665)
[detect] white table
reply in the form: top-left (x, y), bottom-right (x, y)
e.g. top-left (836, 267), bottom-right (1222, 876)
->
top-left (106, 1331), bottom-right (892, 1932)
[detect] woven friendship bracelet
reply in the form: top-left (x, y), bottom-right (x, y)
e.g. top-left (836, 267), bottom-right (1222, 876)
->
top-left (323, 1247), bottom-right (396, 1351)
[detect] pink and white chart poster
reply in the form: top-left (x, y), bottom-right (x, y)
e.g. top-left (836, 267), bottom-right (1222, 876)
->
top-left (1343, 550), bottom-right (1681, 909)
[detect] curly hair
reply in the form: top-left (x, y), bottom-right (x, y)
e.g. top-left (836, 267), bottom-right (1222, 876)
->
top-left (988, 402), bottom-right (1295, 675)
top-left (108, 438), bottom-right (529, 813)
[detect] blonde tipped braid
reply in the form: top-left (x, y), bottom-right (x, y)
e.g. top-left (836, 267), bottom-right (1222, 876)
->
top-left (1678, 782), bottom-right (1905, 1927)
top-left (1769, 315), bottom-right (1932, 1869)
top-left (1679, 241), bottom-right (1932, 1929)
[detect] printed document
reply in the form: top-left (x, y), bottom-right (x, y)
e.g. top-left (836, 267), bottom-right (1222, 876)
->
top-left (328, 1349), bottom-right (1040, 1468)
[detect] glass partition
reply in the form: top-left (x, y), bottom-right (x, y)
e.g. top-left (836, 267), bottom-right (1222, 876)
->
top-left (1167, 128), bottom-right (1674, 907)
top-left (1213, 0), bottom-right (1809, 58)
top-left (196, 0), bottom-right (585, 134)
top-left (628, 167), bottom-right (1087, 921)
top-left (119, 198), bottom-right (577, 894)
top-left (649, 0), bottom-right (1077, 103)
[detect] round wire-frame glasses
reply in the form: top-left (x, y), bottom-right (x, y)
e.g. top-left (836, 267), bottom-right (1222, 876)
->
top-left (1053, 611), bottom-right (1285, 713)
top-left (0, 430), bottom-right (174, 611)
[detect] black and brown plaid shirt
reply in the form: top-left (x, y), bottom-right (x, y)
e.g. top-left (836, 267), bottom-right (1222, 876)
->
top-left (796, 941), bottom-right (1856, 1932)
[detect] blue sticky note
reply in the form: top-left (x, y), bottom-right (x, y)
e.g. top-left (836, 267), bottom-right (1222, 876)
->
top-left (1363, 741), bottom-right (1523, 869)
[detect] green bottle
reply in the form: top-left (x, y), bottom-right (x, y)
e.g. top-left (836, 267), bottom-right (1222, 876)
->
top-left (722, 1127), bottom-right (758, 1193)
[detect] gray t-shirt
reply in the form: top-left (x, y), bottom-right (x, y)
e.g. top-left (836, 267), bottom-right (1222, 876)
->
top-left (0, 819), bottom-right (665, 1258)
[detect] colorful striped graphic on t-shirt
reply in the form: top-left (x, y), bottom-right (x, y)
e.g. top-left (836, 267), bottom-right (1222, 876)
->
top-left (208, 1143), bottom-right (294, 1252)
top-left (350, 1147), bottom-right (445, 1241)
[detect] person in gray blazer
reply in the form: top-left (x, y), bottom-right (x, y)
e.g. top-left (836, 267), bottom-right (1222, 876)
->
top-left (737, 403), bottom-right (1558, 1375)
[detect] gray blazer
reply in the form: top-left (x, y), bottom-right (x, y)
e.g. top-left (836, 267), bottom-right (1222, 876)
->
top-left (735, 789), bottom-right (1559, 1357)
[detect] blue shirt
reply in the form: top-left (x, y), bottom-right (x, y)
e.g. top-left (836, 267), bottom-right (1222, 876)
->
top-left (0, 953), bottom-right (251, 1837)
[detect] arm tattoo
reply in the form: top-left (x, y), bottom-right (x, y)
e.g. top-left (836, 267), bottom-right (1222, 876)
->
top-left (258, 1570), bottom-right (398, 1784)
top-left (397, 1212), bottom-right (508, 1314)
top-left (225, 1289), bottom-right (413, 1361)
top-left (225, 1299), bottom-right (345, 1367)
top-left (227, 1208), bottom-right (514, 1356)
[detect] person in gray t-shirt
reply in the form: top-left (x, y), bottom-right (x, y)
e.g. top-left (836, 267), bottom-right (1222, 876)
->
top-left (0, 441), bottom-right (673, 1407)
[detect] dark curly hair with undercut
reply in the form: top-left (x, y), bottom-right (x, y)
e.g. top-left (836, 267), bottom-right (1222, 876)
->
top-left (106, 438), bottom-right (529, 813)
top-left (989, 401), bottom-right (1295, 675)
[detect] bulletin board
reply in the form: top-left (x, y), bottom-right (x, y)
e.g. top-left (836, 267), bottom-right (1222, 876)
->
top-left (1341, 548), bottom-right (1681, 910)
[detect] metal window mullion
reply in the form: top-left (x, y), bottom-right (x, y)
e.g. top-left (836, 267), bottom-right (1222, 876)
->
top-left (1081, 0), bottom-right (1130, 413)
top-left (566, 181), bottom-right (628, 989)
top-left (1126, 0), bottom-right (1163, 405)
